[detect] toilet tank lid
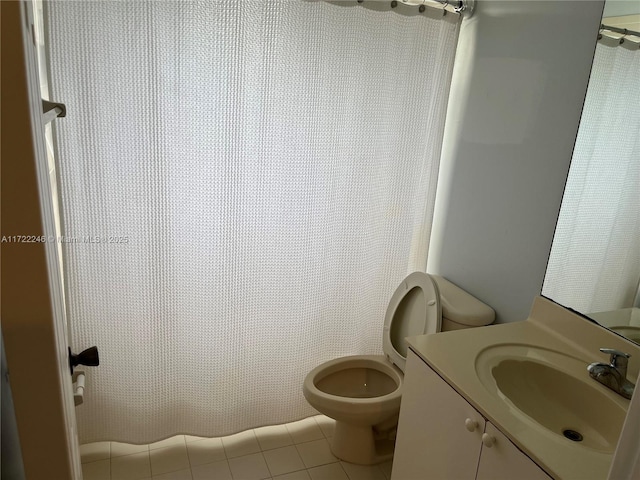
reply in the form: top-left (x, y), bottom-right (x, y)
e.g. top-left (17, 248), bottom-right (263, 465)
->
top-left (430, 275), bottom-right (495, 326)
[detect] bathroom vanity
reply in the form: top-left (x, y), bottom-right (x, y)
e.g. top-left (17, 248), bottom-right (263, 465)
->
top-left (391, 297), bottom-right (639, 480)
top-left (393, 349), bottom-right (550, 479)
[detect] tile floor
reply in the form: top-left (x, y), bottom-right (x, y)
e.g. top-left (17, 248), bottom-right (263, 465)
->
top-left (80, 415), bottom-right (393, 480)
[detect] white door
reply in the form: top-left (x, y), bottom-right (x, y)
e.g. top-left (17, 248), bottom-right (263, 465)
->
top-left (476, 422), bottom-right (551, 480)
top-left (1, 1), bottom-right (81, 478)
top-left (392, 350), bottom-right (485, 479)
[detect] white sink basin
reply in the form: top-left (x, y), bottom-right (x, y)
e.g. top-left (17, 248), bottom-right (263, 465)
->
top-left (476, 344), bottom-right (627, 452)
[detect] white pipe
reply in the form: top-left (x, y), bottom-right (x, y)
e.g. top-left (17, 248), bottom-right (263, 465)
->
top-left (73, 372), bottom-right (85, 406)
top-left (42, 106), bottom-right (62, 124)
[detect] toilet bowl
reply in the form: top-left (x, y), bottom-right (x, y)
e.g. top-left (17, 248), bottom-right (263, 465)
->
top-left (303, 272), bottom-right (495, 465)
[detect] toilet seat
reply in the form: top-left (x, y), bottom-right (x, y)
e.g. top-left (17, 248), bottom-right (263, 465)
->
top-left (305, 355), bottom-right (403, 414)
top-left (383, 272), bottom-right (441, 372)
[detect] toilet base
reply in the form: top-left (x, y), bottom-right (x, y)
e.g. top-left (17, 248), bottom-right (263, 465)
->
top-left (329, 421), bottom-right (395, 465)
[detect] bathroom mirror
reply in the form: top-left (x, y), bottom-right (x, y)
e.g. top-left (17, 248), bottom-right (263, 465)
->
top-left (542, 0), bottom-right (640, 344)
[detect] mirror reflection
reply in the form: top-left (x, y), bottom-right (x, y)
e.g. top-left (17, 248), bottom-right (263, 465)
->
top-left (542, 0), bottom-right (640, 344)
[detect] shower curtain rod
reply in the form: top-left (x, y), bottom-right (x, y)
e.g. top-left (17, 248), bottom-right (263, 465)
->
top-left (601, 24), bottom-right (640, 39)
top-left (321, 0), bottom-right (475, 17)
top-left (393, 0), bottom-right (473, 14)
top-left (427, 0), bottom-right (472, 14)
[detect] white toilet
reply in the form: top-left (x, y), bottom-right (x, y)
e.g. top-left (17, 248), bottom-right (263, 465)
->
top-left (302, 272), bottom-right (495, 465)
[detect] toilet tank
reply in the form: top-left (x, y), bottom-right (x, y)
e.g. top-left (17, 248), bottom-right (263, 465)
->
top-left (431, 275), bottom-right (495, 331)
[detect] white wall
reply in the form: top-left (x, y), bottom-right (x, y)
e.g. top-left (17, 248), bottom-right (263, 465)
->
top-left (427, 0), bottom-right (605, 323)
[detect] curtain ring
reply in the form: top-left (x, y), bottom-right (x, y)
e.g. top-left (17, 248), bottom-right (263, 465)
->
top-left (619, 28), bottom-right (627, 44)
top-left (442, 0), bottom-right (448, 16)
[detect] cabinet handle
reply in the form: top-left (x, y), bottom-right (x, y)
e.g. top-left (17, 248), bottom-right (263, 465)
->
top-left (464, 418), bottom-right (478, 432)
top-left (482, 433), bottom-right (496, 448)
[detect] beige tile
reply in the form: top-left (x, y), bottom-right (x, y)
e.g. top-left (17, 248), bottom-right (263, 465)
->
top-left (185, 435), bottom-right (206, 443)
top-left (151, 468), bottom-right (193, 480)
top-left (112, 442), bottom-right (149, 458)
top-left (187, 437), bottom-right (226, 466)
top-left (150, 435), bottom-right (186, 451)
top-left (378, 460), bottom-right (392, 480)
top-left (339, 461), bottom-right (386, 480)
top-left (313, 416), bottom-right (335, 439)
top-left (222, 429), bottom-right (261, 459)
top-left (81, 459), bottom-right (110, 480)
top-left (255, 424), bottom-right (294, 451)
top-left (80, 442), bottom-right (111, 463)
top-left (111, 451), bottom-right (152, 480)
top-left (295, 439), bottom-right (337, 469)
top-left (285, 418), bottom-right (324, 444)
top-left (262, 446), bottom-right (305, 477)
top-left (227, 452), bottom-right (270, 480)
top-left (272, 471), bottom-right (311, 480)
top-left (307, 463), bottom-right (348, 480)
top-left (191, 459), bottom-right (232, 480)
top-left (149, 444), bottom-right (190, 476)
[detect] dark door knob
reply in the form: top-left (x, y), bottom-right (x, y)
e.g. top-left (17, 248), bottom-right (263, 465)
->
top-left (69, 346), bottom-right (99, 374)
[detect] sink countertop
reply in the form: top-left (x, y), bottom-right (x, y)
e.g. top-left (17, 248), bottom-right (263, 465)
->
top-left (407, 296), bottom-right (640, 480)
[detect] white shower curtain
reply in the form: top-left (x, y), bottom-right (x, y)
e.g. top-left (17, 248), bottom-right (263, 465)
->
top-left (46, 0), bottom-right (460, 443)
top-left (543, 40), bottom-right (640, 314)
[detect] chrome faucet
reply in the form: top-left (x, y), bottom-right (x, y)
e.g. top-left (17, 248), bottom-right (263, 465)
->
top-left (587, 348), bottom-right (635, 400)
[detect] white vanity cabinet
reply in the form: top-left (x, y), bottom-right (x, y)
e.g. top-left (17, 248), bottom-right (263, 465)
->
top-left (475, 422), bottom-right (550, 480)
top-left (392, 350), bottom-right (551, 480)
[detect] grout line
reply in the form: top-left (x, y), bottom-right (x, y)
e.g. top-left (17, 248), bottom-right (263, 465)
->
top-left (144, 452), bottom-right (152, 480)
top-left (80, 458), bottom-right (111, 466)
top-left (292, 437), bottom-right (330, 447)
top-left (108, 450), bottom-right (150, 461)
